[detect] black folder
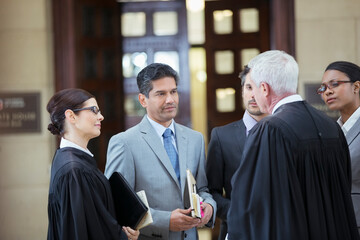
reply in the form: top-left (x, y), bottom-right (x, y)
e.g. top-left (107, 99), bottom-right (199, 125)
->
top-left (109, 172), bottom-right (148, 229)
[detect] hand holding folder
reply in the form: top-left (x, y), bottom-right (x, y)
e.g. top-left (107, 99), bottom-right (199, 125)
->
top-left (184, 169), bottom-right (204, 218)
top-left (109, 172), bottom-right (153, 230)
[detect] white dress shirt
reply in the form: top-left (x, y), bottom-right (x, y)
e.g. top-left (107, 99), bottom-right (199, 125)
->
top-left (337, 106), bottom-right (360, 136)
top-left (146, 115), bottom-right (177, 152)
top-left (272, 94), bottom-right (303, 114)
top-left (60, 137), bottom-right (94, 157)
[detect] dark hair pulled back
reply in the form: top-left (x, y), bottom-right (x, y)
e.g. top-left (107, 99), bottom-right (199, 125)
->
top-left (325, 61), bottom-right (360, 83)
top-left (46, 88), bottom-right (94, 136)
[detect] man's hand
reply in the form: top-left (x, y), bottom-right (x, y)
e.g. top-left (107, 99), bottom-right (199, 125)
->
top-left (169, 208), bottom-right (201, 231)
top-left (198, 202), bottom-right (213, 227)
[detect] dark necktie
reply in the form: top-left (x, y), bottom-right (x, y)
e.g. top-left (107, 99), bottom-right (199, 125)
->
top-left (163, 128), bottom-right (180, 184)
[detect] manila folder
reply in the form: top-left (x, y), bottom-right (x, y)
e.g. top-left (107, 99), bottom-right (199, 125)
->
top-left (184, 169), bottom-right (202, 218)
top-left (136, 190), bottom-right (153, 229)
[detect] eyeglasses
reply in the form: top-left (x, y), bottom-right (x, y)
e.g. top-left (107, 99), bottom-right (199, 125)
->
top-left (316, 80), bottom-right (352, 94)
top-left (72, 106), bottom-right (101, 115)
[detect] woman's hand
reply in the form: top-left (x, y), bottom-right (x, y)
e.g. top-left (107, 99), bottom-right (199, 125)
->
top-left (122, 226), bottom-right (140, 240)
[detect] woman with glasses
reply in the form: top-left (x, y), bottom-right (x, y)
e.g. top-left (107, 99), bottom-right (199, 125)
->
top-left (46, 88), bottom-right (139, 240)
top-left (319, 61), bottom-right (360, 234)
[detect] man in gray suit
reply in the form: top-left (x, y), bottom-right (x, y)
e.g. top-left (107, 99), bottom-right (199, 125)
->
top-left (105, 63), bottom-right (216, 240)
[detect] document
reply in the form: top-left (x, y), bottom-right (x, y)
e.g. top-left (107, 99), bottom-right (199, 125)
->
top-left (136, 190), bottom-right (153, 229)
top-left (184, 169), bottom-right (203, 218)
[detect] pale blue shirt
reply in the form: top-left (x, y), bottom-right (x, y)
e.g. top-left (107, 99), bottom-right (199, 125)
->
top-left (242, 110), bottom-right (259, 136)
top-left (337, 106), bottom-right (360, 136)
top-left (60, 137), bottom-right (94, 157)
top-left (146, 115), bottom-right (178, 152)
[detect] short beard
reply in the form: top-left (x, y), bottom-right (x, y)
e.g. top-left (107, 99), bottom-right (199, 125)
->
top-left (247, 108), bottom-right (263, 116)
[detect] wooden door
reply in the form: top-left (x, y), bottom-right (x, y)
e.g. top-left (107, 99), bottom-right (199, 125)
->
top-left (204, 0), bottom-right (295, 135)
top-left (119, 0), bottom-right (191, 129)
top-left (204, 0), bottom-right (270, 134)
top-left (53, 0), bottom-right (123, 172)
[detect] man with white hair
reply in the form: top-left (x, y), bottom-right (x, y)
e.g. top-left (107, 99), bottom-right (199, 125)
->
top-left (227, 50), bottom-right (359, 239)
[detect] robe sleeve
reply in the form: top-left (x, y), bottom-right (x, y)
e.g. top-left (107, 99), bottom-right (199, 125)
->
top-left (56, 168), bottom-right (126, 240)
top-left (227, 103), bottom-right (359, 240)
top-left (227, 123), bottom-right (308, 240)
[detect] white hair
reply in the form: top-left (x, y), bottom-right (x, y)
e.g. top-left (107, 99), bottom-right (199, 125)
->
top-left (248, 50), bottom-right (299, 95)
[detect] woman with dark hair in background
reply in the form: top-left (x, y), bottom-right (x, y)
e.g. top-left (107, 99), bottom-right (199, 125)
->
top-left (46, 88), bottom-right (139, 240)
top-left (319, 61), bottom-right (360, 234)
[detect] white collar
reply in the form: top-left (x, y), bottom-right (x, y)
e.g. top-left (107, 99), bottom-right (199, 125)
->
top-left (337, 106), bottom-right (360, 135)
top-left (272, 94), bottom-right (303, 114)
top-left (60, 137), bottom-right (94, 157)
top-left (146, 115), bottom-right (176, 139)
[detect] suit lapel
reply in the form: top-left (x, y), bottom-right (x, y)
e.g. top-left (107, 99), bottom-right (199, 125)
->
top-left (174, 123), bottom-right (187, 196)
top-left (139, 116), bottom-right (181, 189)
top-left (234, 120), bottom-right (247, 154)
top-left (346, 117), bottom-right (360, 146)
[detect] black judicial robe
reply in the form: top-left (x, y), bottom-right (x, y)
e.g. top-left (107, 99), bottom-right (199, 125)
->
top-left (227, 101), bottom-right (359, 240)
top-left (47, 147), bottom-right (127, 240)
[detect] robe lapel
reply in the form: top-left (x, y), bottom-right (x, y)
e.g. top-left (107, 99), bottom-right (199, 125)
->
top-left (139, 117), bottom-right (181, 189)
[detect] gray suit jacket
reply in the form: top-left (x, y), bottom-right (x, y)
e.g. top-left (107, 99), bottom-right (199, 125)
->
top-left (347, 116), bottom-right (360, 227)
top-left (105, 115), bottom-right (216, 240)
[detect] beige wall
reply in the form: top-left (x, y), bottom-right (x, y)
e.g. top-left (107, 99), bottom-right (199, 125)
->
top-left (0, 0), bottom-right (360, 239)
top-left (296, 0), bottom-right (360, 96)
top-left (0, 0), bottom-right (54, 239)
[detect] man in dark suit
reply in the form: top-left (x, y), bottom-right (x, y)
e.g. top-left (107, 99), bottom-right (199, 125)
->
top-left (227, 50), bottom-right (359, 240)
top-left (105, 63), bottom-right (216, 240)
top-left (206, 66), bottom-right (267, 240)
